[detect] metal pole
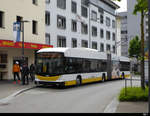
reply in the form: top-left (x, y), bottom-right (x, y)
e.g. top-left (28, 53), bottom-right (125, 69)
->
top-left (22, 21), bottom-right (25, 63)
top-left (107, 52), bottom-right (112, 81)
top-left (148, 0), bottom-right (150, 113)
top-left (21, 20), bottom-right (29, 64)
top-left (89, 3), bottom-right (91, 48)
top-left (130, 60), bottom-right (133, 88)
top-left (125, 78), bottom-right (127, 96)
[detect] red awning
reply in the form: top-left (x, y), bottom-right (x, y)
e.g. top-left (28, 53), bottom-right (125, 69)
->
top-left (0, 40), bottom-right (53, 50)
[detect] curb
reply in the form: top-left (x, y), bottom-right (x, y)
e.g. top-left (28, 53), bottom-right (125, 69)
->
top-left (13, 86), bottom-right (36, 97)
top-left (0, 86), bottom-right (36, 105)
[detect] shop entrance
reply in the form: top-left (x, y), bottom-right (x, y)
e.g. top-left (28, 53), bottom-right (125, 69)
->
top-left (0, 51), bottom-right (8, 80)
top-left (13, 57), bottom-right (28, 66)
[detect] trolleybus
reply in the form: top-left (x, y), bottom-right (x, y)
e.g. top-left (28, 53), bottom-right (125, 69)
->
top-left (35, 47), bottom-right (130, 87)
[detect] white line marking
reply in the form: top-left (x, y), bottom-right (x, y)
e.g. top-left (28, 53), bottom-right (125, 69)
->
top-left (104, 97), bottom-right (119, 113)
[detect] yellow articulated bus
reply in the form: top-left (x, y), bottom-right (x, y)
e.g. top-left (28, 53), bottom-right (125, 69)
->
top-left (34, 48), bottom-right (130, 87)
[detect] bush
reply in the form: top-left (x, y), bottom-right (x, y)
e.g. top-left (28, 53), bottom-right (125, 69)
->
top-left (118, 87), bottom-right (148, 102)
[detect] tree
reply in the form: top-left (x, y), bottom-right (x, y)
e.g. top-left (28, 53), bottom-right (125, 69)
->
top-left (129, 36), bottom-right (141, 59)
top-left (133, 0), bottom-right (148, 90)
top-left (114, 0), bottom-right (148, 90)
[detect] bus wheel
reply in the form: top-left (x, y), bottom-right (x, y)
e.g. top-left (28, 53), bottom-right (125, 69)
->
top-left (57, 84), bottom-right (65, 89)
top-left (76, 76), bottom-right (82, 86)
top-left (102, 74), bottom-right (106, 82)
top-left (35, 81), bottom-right (40, 87)
top-left (122, 72), bottom-right (125, 79)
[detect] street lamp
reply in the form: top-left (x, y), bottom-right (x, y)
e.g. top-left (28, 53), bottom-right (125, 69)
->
top-left (88, 1), bottom-right (91, 49)
top-left (20, 20), bottom-right (30, 65)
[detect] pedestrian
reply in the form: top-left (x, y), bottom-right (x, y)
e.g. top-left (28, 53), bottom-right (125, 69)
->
top-left (12, 61), bottom-right (21, 84)
top-left (29, 63), bottom-right (35, 82)
top-left (22, 63), bottom-right (30, 85)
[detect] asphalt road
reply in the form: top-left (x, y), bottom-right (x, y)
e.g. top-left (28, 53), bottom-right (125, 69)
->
top-left (0, 79), bottom-right (140, 113)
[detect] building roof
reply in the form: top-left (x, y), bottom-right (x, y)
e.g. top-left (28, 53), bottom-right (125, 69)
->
top-left (100, 0), bottom-right (120, 9)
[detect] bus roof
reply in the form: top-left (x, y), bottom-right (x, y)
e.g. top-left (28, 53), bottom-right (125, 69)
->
top-left (37, 47), bottom-right (107, 60)
top-left (37, 47), bottom-right (130, 61)
top-left (119, 56), bottom-right (130, 62)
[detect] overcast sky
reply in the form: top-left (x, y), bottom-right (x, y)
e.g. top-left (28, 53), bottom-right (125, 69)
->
top-left (113, 0), bottom-right (127, 12)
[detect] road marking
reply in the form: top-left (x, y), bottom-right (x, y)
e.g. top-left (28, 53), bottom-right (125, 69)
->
top-left (104, 97), bottom-right (119, 113)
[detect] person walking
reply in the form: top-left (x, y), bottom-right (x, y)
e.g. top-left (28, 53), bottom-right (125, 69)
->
top-left (22, 63), bottom-right (30, 85)
top-left (12, 61), bottom-right (21, 84)
top-left (29, 63), bottom-right (35, 82)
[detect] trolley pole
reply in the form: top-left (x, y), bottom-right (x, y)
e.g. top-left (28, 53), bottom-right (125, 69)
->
top-left (148, 0), bottom-right (150, 113)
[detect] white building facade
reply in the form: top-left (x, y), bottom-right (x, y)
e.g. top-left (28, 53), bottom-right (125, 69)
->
top-left (118, 12), bottom-right (129, 57)
top-left (45, 0), bottom-right (119, 54)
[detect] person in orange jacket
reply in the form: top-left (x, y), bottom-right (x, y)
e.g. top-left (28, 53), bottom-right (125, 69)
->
top-left (13, 61), bottom-right (21, 84)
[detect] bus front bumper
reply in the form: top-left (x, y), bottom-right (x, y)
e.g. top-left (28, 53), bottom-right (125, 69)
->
top-left (34, 80), bottom-right (65, 86)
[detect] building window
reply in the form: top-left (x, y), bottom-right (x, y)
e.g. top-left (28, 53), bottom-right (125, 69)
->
top-left (106, 31), bottom-right (111, 40)
top-left (0, 11), bottom-right (4, 28)
top-left (100, 14), bottom-right (104, 24)
top-left (100, 29), bottom-right (104, 38)
top-left (121, 30), bottom-right (128, 34)
top-left (72, 38), bottom-right (77, 48)
top-left (92, 26), bottom-right (97, 37)
top-left (91, 11), bottom-right (97, 21)
top-left (92, 42), bottom-right (97, 50)
top-left (32, 0), bottom-right (38, 5)
top-left (81, 0), bottom-right (89, 6)
top-left (57, 15), bottom-right (66, 29)
top-left (72, 1), bottom-right (77, 14)
top-left (112, 46), bottom-right (116, 54)
top-left (45, 33), bottom-right (51, 45)
top-left (72, 20), bottom-right (77, 32)
top-left (100, 43), bottom-right (104, 52)
top-left (81, 23), bottom-right (88, 34)
top-left (112, 20), bottom-right (116, 28)
top-left (112, 33), bottom-right (116, 41)
top-left (16, 16), bottom-right (23, 22)
top-left (32, 20), bottom-right (38, 35)
top-left (57, 36), bottom-right (66, 47)
top-left (81, 6), bottom-right (88, 18)
top-left (45, 11), bottom-right (50, 26)
top-left (57, 0), bottom-right (66, 9)
top-left (16, 16), bottom-right (23, 31)
top-left (46, 0), bottom-right (50, 4)
top-left (106, 17), bottom-right (110, 27)
top-left (82, 40), bottom-right (88, 48)
top-left (106, 44), bottom-right (111, 52)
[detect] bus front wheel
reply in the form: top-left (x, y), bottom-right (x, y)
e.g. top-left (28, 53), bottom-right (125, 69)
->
top-left (76, 76), bottom-right (82, 86)
top-left (102, 74), bottom-right (106, 82)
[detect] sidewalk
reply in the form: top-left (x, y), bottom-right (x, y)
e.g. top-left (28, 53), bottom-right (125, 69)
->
top-left (0, 80), bottom-right (35, 100)
top-left (116, 102), bottom-right (148, 113)
top-left (116, 75), bottom-right (148, 113)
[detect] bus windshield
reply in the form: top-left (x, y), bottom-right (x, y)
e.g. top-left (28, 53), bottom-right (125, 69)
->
top-left (36, 52), bottom-right (64, 76)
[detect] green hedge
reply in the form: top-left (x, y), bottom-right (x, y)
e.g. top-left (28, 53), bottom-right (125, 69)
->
top-left (118, 87), bottom-right (148, 101)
